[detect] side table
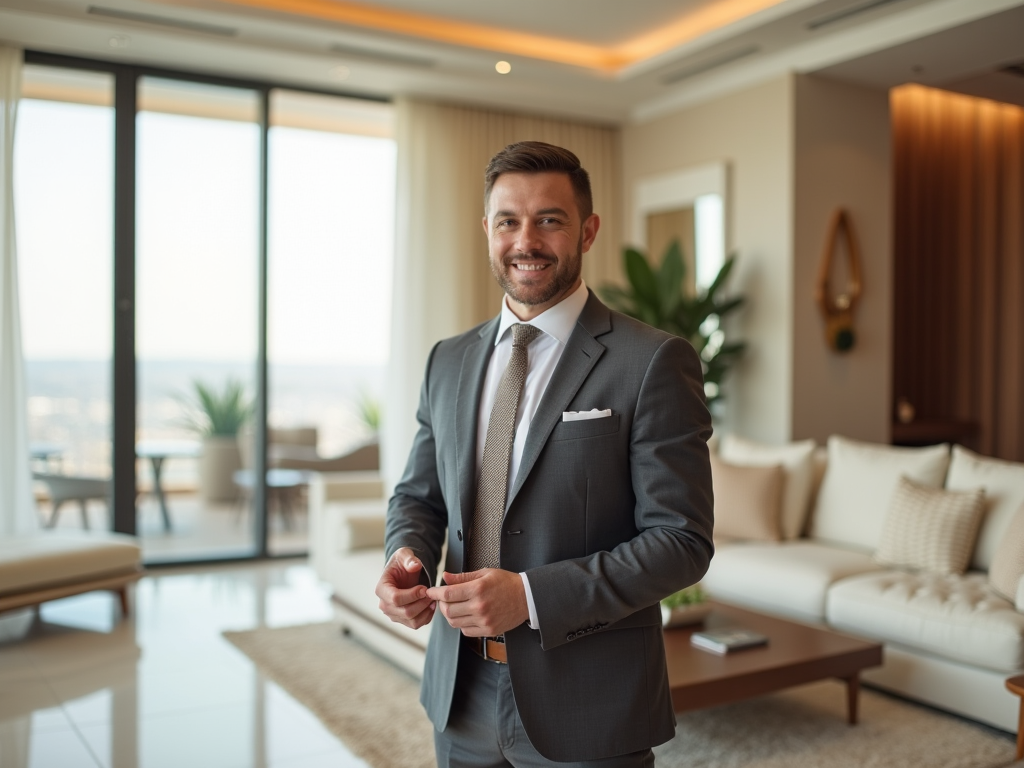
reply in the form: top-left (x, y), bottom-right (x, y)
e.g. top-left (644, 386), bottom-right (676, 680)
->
top-left (1006, 674), bottom-right (1024, 760)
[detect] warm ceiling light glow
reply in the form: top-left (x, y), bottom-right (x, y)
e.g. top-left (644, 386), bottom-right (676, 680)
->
top-left (200, 0), bottom-right (787, 75)
top-left (495, 61), bottom-right (511, 75)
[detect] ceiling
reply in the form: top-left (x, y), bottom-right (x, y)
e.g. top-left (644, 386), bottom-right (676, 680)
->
top-left (1, 0), bottom-right (1022, 122)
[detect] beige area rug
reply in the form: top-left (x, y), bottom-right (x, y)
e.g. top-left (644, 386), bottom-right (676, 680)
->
top-left (224, 623), bottom-right (1016, 768)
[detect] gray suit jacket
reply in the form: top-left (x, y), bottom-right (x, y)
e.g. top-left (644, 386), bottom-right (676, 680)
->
top-left (385, 290), bottom-right (714, 762)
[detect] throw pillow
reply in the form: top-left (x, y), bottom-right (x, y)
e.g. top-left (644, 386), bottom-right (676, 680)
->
top-left (988, 502), bottom-right (1024, 602)
top-left (809, 436), bottom-right (951, 552)
top-left (719, 435), bottom-right (816, 540)
top-left (875, 476), bottom-right (986, 575)
top-left (946, 445), bottom-right (1024, 571)
top-left (710, 454), bottom-right (785, 542)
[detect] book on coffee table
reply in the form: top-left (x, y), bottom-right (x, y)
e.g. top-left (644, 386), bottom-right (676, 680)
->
top-left (690, 628), bottom-right (769, 654)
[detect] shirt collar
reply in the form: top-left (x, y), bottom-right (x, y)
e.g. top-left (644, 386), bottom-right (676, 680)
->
top-left (494, 280), bottom-right (589, 347)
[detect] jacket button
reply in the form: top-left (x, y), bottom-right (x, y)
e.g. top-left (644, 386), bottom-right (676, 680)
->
top-left (457, 530), bottom-right (463, 541)
top-left (566, 633), bottom-right (574, 642)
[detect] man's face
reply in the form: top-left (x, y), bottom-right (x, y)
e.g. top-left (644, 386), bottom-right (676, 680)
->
top-left (483, 172), bottom-right (600, 320)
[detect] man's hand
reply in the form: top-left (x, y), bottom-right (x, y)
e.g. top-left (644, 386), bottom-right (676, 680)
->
top-left (375, 547), bottom-right (436, 629)
top-left (426, 569), bottom-right (529, 637)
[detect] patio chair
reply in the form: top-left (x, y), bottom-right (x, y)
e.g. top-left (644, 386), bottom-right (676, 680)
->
top-left (33, 472), bottom-right (111, 529)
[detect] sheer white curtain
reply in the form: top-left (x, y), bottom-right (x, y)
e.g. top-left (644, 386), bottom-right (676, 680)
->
top-left (0, 45), bottom-right (35, 535)
top-left (383, 97), bottom-right (621, 490)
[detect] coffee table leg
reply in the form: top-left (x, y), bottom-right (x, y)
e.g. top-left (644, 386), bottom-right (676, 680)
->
top-left (844, 675), bottom-right (860, 725)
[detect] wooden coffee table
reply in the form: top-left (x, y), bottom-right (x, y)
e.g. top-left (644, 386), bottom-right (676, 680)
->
top-left (664, 602), bottom-right (883, 724)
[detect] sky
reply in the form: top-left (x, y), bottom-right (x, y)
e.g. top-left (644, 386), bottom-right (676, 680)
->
top-left (15, 93), bottom-right (396, 367)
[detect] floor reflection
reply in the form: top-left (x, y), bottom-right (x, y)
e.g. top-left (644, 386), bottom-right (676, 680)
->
top-left (0, 562), bottom-right (366, 768)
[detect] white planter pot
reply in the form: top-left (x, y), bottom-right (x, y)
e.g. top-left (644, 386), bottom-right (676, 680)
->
top-left (199, 435), bottom-right (241, 502)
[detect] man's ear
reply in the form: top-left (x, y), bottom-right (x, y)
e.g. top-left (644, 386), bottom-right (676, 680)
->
top-left (481, 215), bottom-right (489, 238)
top-left (581, 214), bottom-right (601, 254)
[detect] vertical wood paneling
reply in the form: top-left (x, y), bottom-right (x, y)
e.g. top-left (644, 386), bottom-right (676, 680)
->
top-left (892, 85), bottom-right (1024, 461)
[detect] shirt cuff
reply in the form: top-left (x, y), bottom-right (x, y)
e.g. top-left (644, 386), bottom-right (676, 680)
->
top-left (519, 571), bottom-right (540, 630)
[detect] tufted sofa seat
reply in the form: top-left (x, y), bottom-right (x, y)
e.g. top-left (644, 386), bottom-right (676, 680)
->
top-left (827, 571), bottom-right (1024, 673)
top-left (703, 541), bottom-right (883, 625)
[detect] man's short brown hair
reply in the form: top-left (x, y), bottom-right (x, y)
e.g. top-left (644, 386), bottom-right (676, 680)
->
top-left (484, 141), bottom-right (593, 220)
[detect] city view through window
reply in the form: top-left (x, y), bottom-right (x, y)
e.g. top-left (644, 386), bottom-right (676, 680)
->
top-left (16, 65), bottom-right (395, 560)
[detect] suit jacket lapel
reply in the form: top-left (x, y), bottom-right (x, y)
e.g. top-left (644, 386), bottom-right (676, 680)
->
top-left (455, 317), bottom-right (499, 541)
top-left (507, 292), bottom-right (612, 507)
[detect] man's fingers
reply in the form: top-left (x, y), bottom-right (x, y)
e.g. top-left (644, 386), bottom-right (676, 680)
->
top-left (391, 585), bottom-right (428, 606)
top-left (426, 582), bottom-right (473, 603)
top-left (393, 600), bottom-right (436, 629)
top-left (442, 570), bottom-right (484, 585)
top-left (392, 595), bottom-right (434, 620)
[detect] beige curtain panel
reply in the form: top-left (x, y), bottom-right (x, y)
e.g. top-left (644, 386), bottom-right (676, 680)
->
top-left (0, 45), bottom-right (37, 535)
top-left (384, 97), bottom-right (621, 489)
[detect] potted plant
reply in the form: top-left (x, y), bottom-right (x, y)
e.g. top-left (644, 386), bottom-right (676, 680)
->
top-left (181, 379), bottom-right (253, 502)
top-left (600, 240), bottom-right (746, 409)
top-left (660, 584), bottom-right (710, 628)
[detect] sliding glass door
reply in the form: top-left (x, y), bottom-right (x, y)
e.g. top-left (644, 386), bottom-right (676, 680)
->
top-left (16, 65), bottom-right (115, 533)
top-left (135, 77), bottom-right (262, 561)
top-left (266, 90), bottom-right (394, 555)
top-left (17, 52), bottom-right (394, 563)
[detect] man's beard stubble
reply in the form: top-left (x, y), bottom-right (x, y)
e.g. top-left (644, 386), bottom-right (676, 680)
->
top-left (491, 234), bottom-right (584, 308)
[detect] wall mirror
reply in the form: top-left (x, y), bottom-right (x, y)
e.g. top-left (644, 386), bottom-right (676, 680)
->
top-left (632, 162), bottom-right (727, 294)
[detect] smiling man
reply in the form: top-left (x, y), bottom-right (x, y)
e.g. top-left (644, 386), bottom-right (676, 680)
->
top-left (376, 141), bottom-right (714, 767)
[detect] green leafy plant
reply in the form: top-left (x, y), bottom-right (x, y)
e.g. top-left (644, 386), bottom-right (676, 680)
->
top-left (600, 240), bottom-right (746, 405)
top-left (355, 390), bottom-right (382, 434)
top-left (661, 584), bottom-right (707, 609)
top-left (179, 379), bottom-right (253, 438)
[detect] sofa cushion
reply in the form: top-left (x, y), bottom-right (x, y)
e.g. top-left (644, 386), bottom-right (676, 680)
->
top-left (701, 541), bottom-right (884, 624)
top-left (874, 477), bottom-right (986, 575)
top-left (826, 570), bottom-right (1024, 673)
top-left (710, 454), bottom-right (784, 542)
top-left (989, 503), bottom-right (1024, 601)
top-left (946, 445), bottom-right (1024, 572)
top-left (0, 533), bottom-right (140, 594)
top-left (719, 435), bottom-right (816, 540)
top-left (809, 436), bottom-right (950, 552)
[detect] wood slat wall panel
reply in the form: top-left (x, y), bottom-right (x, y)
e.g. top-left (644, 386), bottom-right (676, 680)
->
top-left (892, 85), bottom-right (1024, 461)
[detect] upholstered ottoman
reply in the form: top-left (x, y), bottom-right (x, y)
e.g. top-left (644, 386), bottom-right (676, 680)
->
top-left (0, 532), bottom-right (143, 616)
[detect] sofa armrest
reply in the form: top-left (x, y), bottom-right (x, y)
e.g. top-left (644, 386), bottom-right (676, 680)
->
top-left (1016, 574), bottom-right (1024, 612)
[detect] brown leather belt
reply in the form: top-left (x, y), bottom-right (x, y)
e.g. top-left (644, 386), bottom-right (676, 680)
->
top-left (465, 635), bottom-right (507, 664)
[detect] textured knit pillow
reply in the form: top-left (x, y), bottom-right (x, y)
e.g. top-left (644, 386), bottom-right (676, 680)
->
top-left (875, 476), bottom-right (986, 575)
top-left (710, 454), bottom-right (785, 542)
top-left (988, 502), bottom-right (1024, 601)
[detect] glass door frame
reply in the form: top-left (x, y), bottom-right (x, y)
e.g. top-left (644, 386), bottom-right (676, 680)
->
top-left (23, 49), bottom-right (388, 563)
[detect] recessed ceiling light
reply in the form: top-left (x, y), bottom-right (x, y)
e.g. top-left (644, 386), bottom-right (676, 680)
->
top-left (495, 61), bottom-right (511, 75)
top-left (108, 35), bottom-right (130, 49)
top-left (329, 65), bottom-right (351, 81)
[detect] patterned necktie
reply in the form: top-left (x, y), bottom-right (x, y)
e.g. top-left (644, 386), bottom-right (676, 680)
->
top-left (468, 322), bottom-right (543, 572)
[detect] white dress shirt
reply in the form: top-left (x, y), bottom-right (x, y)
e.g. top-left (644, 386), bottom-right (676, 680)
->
top-left (475, 279), bottom-right (589, 631)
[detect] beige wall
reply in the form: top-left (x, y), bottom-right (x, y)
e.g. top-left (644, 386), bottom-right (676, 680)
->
top-left (792, 74), bottom-right (892, 445)
top-left (622, 76), bottom-right (795, 443)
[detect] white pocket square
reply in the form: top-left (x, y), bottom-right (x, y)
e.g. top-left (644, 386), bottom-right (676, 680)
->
top-left (562, 409), bottom-right (612, 422)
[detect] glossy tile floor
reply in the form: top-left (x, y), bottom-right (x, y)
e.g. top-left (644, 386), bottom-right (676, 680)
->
top-left (0, 561), bottom-right (368, 768)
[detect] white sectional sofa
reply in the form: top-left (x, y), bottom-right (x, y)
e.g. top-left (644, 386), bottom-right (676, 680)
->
top-left (309, 437), bottom-right (1024, 733)
top-left (704, 435), bottom-right (1024, 733)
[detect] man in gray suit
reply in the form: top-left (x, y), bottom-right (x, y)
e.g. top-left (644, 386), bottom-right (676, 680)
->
top-left (376, 141), bottom-right (714, 767)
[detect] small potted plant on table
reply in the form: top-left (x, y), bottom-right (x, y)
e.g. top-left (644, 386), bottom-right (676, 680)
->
top-left (661, 584), bottom-right (710, 628)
